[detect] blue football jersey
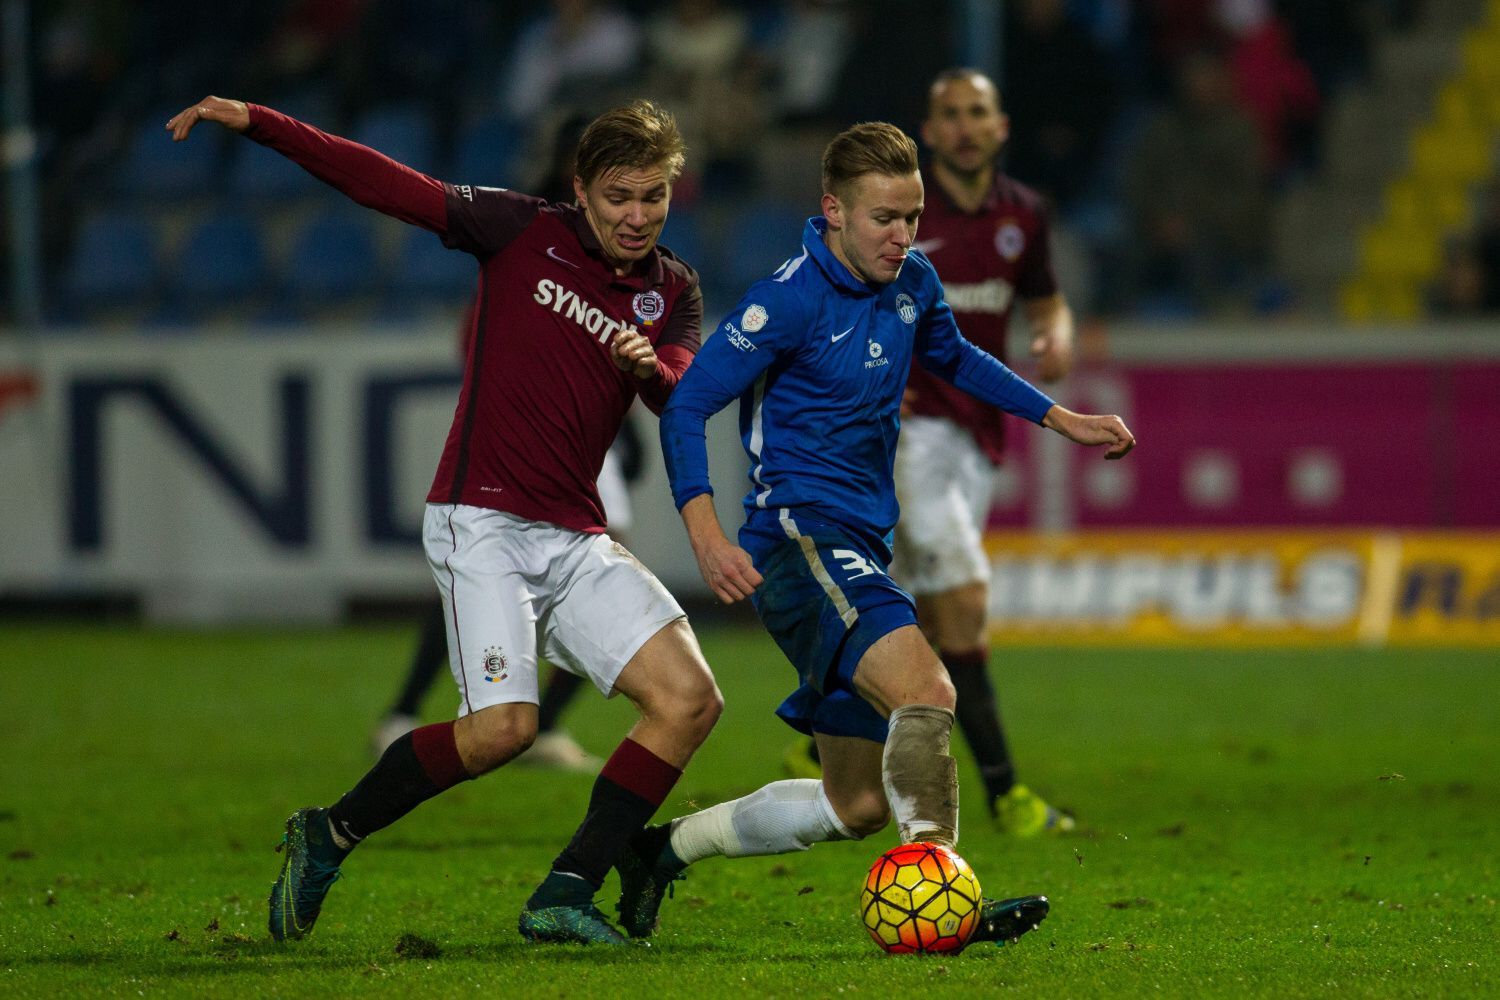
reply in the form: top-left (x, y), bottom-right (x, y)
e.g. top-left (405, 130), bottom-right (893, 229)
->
top-left (662, 216), bottom-right (1054, 554)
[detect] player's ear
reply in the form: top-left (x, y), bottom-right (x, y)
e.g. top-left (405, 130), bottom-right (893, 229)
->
top-left (572, 174), bottom-right (587, 207)
top-left (919, 119), bottom-right (935, 149)
top-left (821, 191), bottom-right (843, 231)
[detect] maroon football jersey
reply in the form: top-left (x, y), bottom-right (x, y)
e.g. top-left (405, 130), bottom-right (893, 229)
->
top-left (906, 168), bottom-right (1057, 464)
top-left (245, 105), bottom-right (701, 533)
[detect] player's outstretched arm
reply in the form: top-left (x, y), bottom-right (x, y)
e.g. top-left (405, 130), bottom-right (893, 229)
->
top-left (680, 495), bottom-right (762, 604)
top-left (166, 94), bottom-right (449, 235)
top-left (165, 96), bottom-right (250, 140)
top-left (1023, 293), bottom-right (1075, 383)
top-left (1042, 406), bottom-right (1135, 459)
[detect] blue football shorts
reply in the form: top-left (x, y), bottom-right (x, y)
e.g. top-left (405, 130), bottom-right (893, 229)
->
top-left (741, 507), bottom-right (919, 744)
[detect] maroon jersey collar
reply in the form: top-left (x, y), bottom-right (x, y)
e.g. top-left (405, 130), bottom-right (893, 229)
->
top-left (923, 160), bottom-right (1004, 216)
top-left (565, 204), bottom-right (666, 289)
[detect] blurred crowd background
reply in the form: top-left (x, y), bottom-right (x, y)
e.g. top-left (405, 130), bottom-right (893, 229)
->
top-left (8, 0), bottom-right (1500, 333)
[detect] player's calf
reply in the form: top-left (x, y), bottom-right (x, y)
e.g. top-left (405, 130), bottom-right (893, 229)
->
top-left (453, 703), bottom-right (538, 775)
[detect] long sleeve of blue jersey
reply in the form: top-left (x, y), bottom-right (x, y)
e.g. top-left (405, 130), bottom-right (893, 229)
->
top-left (661, 284), bottom-right (803, 509)
top-left (913, 268), bottom-right (1056, 425)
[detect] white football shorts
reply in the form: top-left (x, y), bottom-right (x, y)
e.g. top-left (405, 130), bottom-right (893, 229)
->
top-left (423, 503), bottom-right (684, 715)
top-left (891, 415), bottom-right (998, 596)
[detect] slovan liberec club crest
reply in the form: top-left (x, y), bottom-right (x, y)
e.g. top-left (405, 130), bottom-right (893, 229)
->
top-left (896, 293), bottom-right (917, 324)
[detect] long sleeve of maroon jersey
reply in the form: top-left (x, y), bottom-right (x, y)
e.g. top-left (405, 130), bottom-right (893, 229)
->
top-left (244, 104), bottom-right (448, 232)
top-left (634, 281), bottom-right (703, 414)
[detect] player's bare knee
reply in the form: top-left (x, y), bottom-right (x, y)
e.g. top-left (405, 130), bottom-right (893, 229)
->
top-left (663, 674), bottom-right (723, 744)
top-left (460, 709), bottom-right (537, 775)
top-left (834, 790), bottom-right (891, 839)
top-left (926, 673), bottom-right (957, 712)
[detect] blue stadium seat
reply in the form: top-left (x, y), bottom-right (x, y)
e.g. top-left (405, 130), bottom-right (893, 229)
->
top-left (117, 109), bottom-right (223, 201)
top-left (452, 116), bottom-right (524, 188)
top-left (387, 228), bottom-right (476, 305)
top-left (62, 212), bottom-right (159, 305)
top-left (659, 209), bottom-right (706, 272)
top-left (724, 200), bottom-right (811, 291)
top-left (349, 103), bottom-right (438, 174)
top-left (169, 214), bottom-right (269, 303)
top-left (284, 211), bottom-right (380, 302)
top-left (226, 141), bottom-right (323, 201)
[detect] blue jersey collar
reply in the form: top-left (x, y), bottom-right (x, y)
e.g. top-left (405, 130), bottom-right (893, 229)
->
top-left (803, 217), bottom-right (879, 296)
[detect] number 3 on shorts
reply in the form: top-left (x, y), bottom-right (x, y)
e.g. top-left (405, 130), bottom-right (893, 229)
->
top-left (831, 548), bottom-right (880, 581)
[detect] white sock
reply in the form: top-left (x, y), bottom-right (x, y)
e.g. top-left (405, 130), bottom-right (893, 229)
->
top-left (667, 779), bottom-right (858, 865)
top-left (883, 704), bottom-right (959, 846)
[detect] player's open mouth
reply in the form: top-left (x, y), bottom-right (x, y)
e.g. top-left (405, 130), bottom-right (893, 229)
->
top-left (618, 234), bottom-right (649, 251)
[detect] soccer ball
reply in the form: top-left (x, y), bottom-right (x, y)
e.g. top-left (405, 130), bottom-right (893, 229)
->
top-left (860, 842), bottom-right (982, 954)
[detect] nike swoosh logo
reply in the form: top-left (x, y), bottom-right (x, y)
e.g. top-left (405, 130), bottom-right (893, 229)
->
top-left (546, 246), bottom-right (580, 269)
top-left (831, 326), bottom-right (855, 343)
top-left (913, 238), bottom-right (945, 254)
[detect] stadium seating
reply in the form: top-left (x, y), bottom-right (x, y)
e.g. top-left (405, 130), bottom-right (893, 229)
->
top-left (117, 111), bottom-right (223, 201)
top-left (227, 141), bottom-right (324, 202)
top-left (60, 212), bottom-right (159, 312)
top-left (386, 227), bottom-right (476, 305)
top-left (722, 199), bottom-right (813, 292)
top-left (452, 115), bottom-right (525, 189)
top-left (283, 210), bottom-right (381, 304)
top-left (350, 103), bottom-right (439, 174)
top-left (168, 214), bottom-right (270, 305)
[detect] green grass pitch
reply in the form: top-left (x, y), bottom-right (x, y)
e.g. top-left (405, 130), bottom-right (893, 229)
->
top-left (2, 624), bottom-right (1497, 997)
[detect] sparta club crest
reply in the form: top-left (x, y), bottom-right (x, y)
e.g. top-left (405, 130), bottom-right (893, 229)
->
top-left (482, 646), bottom-right (509, 683)
top-left (995, 221), bottom-right (1025, 262)
top-left (632, 290), bottom-right (666, 326)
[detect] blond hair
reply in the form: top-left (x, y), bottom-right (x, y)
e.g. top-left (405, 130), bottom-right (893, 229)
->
top-left (574, 100), bottom-right (686, 186)
top-left (821, 122), bottom-right (920, 200)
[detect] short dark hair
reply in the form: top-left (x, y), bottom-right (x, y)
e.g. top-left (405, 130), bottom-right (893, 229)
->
top-left (927, 67), bottom-right (1003, 115)
top-left (574, 100), bottom-right (686, 186)
top-left (821, 122), bottom-right (920, 200)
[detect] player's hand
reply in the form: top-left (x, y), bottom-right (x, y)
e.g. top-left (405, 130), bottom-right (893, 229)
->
top-left (694, 538), bottom-right (763, 605)
top-left (1042, 406), bottom-right (1135, 459)
top-left (612, 328), bottom-right (658, 380)
top-left (1030, 328), bottom-right (1074, 383)
top-left (165, 97), bottom-right (251, 141)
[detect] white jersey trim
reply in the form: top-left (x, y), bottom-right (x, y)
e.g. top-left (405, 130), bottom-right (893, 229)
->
top-left (779, 508), bottom-right (858, 628)
top-left (775, 247), bottom-right (809, 283)
top-left (750, 372), bottom-right (772, 508)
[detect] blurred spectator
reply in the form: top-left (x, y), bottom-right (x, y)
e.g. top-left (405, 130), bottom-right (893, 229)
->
top-left (529, 111), bottom-right (592, 204)
top-left (32, 2), bottom-right (130, 154)
top-left (1475, 182), bottom-right (1500, 313)
top-left (643, 0), bottom-right (765, 194)
top-left (1137, 0), bottom-right (1220, 97)
top-left (1274, 0), bottom-right (1378, 96)
top-left (1428, 236), bottom-right (1488, 317)
top-left (1215, 0), bottom-right (1320, 179)
top-left (501, 0), bottom-right (642, 123)
top-left (1002, 0), bottom-right (1117, 208)
top-left (345, 0), bottom-right (495, 150)
top-left (762, 0), bottom-right (854, 124)
top-left (254, 0), bottom-right (368, 91)
top-left (1122, 48), bottom-right (1267, 315)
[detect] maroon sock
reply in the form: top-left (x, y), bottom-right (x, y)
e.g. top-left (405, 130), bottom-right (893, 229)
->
top-left (327, 721), bottom-right (470, 845)
top-left (550, 738), bottom-right (682, 888)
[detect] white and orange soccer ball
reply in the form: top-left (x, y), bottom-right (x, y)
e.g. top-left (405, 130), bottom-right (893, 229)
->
top-left (859, 842), bottom-right (982, 954)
